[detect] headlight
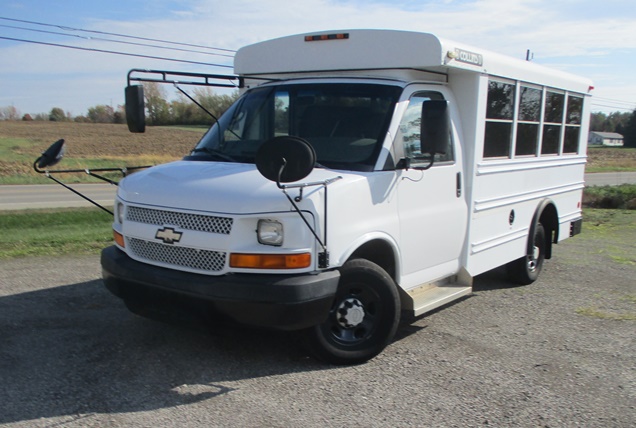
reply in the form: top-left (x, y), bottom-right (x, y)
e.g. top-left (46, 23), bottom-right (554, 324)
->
top-left (257, 219), bottom-right (283, 246)
top-left (115, 202), bottom-right (125, 224)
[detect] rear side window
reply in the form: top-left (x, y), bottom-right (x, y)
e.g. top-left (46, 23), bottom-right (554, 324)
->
top-left (483, 79), bottom-right (585, 160)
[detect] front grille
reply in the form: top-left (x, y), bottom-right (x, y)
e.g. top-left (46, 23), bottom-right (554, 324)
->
top-left (127, 206), bottom-right (233, 235)
top-left (128, 238), bottom-right (226, 272)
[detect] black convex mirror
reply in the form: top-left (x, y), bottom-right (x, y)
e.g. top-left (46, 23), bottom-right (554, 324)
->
top-left (420, 100), bottom-right (450, 156)
top-left (36, 138), bottom-right (66, 169)
top-left (125, 85), bottom-right (146, 133)
top-left (255, 136), bottom-right (316, 183)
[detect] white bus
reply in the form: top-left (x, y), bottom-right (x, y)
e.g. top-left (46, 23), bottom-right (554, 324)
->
top-left (100, 30), bottom-right (592, 364)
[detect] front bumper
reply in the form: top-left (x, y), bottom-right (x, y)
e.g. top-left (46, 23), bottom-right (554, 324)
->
top-left (101, 246), bottom-right (340, 330)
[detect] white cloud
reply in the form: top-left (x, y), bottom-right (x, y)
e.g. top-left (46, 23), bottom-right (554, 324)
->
top-left (1, 0), bottom-right (635, 114)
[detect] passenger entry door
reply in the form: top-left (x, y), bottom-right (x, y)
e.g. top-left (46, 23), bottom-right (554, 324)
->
top-left (395, 92), bottom-right (468, 287)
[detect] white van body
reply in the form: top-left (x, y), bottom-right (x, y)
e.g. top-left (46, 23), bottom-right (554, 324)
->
top-left (102, 30), bottom-right (592, 364)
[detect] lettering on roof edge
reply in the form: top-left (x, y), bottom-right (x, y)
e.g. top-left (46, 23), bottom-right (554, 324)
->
top-left (454, 48), bottom-right (483, 67)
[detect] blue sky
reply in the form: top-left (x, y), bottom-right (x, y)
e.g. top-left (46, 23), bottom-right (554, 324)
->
top-left (1, 0), bottom-right (635, 116)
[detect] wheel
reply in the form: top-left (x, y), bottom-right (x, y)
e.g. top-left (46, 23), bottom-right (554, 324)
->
top-left (507, 223), bottom-right (546, 285)
top-left (303, 259), bottom-right (400, 365)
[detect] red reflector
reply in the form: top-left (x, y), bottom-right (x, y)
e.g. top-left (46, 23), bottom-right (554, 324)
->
top-left (304, 33), bottom-right (349, 42)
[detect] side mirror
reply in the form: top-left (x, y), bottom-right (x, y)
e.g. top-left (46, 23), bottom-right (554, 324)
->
top-left (255, 136), bottom-right (316, 183)
top-left (125, 85), bottom-right (146, 133)
top-left (420, 100), bottom-right (450, 155)
top-left (36, 139), bottom-right (66, 169)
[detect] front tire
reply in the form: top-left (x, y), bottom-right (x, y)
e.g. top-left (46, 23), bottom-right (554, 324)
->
top-left (507, 223), bottom-right (546, 285)
top-left (303, 259), bottom-right (400, 365)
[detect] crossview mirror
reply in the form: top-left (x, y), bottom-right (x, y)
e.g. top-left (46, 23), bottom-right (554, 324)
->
top-left (255, 136), bottom-right (316, 183)
top-left (36, 138), bottom-right (66, 169)
top-left (420, 100), bottom-right (450, 155)
top-left (125, 85), bottom-right (146, 133)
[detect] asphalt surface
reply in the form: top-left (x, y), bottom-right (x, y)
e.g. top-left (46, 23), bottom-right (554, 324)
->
top-left (1, 232), bottom-right (634, 427)
top-left (0, 183), bottom-right (116, 211)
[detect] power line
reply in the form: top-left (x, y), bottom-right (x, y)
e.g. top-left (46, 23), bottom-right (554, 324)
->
top-left (592, 97), bottom-right (635, 108)
top-left (0, 23), bottom-right (234, 58)
top-left (590, 103), bottom-right (635, 112)
top-left (0, 16), bottom-right (236, 54)
top-left (0, 36), bottom-right (233, 68)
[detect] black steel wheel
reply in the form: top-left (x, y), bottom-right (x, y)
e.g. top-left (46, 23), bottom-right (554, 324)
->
top-left (507, 223), bottom-right (546, 285)
top-left (303, 259), bottom-right (400, 365)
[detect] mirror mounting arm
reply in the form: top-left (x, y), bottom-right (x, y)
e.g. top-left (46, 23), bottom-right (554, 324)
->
top-left (278, 177), bottom-right (342, 269)
top-left (34, 168), bottom-right (114, 216)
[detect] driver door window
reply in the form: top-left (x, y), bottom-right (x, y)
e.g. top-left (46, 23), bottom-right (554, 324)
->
top-left (398, 93), bottom-right (454, 166)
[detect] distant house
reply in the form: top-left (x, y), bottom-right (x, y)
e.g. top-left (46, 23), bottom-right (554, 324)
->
top-left (588, 132), bottom-right (624, 147)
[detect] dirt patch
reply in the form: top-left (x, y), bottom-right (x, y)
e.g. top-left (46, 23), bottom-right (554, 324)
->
top-left (586, 146), bottom-right (636, 171)
top-left (0, 121), bottom-right (205, 158)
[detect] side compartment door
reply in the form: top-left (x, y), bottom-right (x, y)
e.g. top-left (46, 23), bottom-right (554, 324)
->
top-left (395, 91), bottom-right (468, 287)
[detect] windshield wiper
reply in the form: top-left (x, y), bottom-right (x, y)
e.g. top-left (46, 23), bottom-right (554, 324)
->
top-left (191, 147), bottom-right (237, 162)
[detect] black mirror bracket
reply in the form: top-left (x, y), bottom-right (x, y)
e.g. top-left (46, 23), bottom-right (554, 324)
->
top-left (33, 139), bottom-right (151, 216)
top-left (277, 176), bottom-right (342, 269)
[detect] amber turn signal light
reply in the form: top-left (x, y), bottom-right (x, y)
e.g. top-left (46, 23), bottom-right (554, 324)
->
top-left (230, 253), bottom-right (311, 269)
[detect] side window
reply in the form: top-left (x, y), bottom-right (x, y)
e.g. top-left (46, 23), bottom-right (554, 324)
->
top-left (482, 79), bottom-right (585, 161)
top-left (484, 80), bottom-right (515, 158)
top-left (398, 92), bottom-right (454, 167)
top-left (274, 91), bottom-right (290, 137)
top-left (541, 91), bottom-right (565, 155)
top-left (515, 86), bottom-right (542, 156)
top-left (563, 95), bottom-right (582, 154)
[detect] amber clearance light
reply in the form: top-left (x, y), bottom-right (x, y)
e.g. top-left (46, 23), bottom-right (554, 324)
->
top-left (113, 230), bottom-right (125, 248)
top-left (304, 33), bottom-right (349, 42)
top-left (230, 253), bottom-right (311, 269)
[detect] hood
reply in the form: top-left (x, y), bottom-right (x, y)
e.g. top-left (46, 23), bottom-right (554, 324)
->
top-left (118, 160), bottom-right (352, 214)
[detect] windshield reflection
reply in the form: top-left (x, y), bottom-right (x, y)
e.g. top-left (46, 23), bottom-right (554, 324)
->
top-left (186, 83), bottom-right (401, 172)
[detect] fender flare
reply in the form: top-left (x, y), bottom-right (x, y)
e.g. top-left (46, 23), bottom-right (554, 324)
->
top-left (340, 232), bottom-right (401, 281)
top-left (528, 199), bottom-right (558, 260)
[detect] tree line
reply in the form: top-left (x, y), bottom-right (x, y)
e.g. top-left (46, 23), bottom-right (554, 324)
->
top-left (1, 86), bottom-right (635, 147)
top-left (0, 82), bottom-right (239, 126)
top-left (590, 111), bottom-right (636, 148)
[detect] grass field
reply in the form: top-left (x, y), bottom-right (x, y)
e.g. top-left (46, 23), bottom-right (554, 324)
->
top-left (0, 121), bottom-right (206, 184)
top-left (586, 146), bottom-right (636, 172)
top-left (1, 121), bottom-right (635, 184)
top-left (0, 207), bottom-right (113, 258)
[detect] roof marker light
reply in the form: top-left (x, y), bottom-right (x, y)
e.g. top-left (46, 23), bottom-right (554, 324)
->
top-left (304, 33), bottom-right (349, 42)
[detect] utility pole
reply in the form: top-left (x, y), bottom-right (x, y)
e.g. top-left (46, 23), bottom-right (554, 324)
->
top-left (526, 49), bottom-right (534, 61)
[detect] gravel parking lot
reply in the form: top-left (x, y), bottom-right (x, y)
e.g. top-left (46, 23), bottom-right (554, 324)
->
top-left (1, 220), bottom-right (634, 427)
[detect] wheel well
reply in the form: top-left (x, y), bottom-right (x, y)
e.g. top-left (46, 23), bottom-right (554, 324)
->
top-left (536, 201), bottom-right (558, 259)
top-left (348, 239), bottom-right (397, 280)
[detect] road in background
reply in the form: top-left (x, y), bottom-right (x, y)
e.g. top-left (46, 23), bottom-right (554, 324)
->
top-left (0, 183), bottom-right (116, 211)
top-left (584, 171), bottom-right (636, 186)
top-left (1, 172), bottom-right (635, 211)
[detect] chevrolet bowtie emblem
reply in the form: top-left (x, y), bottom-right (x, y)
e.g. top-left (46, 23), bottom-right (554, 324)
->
top-left (155, 227), bottom-right (183, 244)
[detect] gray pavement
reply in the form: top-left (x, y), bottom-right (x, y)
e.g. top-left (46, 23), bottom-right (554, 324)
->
top-left (0, 183), bottom-right (116, 211)
top-left (584, 171), bottom-right (636, 186)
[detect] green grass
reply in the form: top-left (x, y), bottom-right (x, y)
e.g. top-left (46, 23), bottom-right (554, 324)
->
top-left (0, 137), bottom-right (35, 159)
top-left (582, 184), bottom-right (636, 209)
top-left (575, 307), bottom-right (636, 321)
top-left (0, 208), bottom-right (113, 258)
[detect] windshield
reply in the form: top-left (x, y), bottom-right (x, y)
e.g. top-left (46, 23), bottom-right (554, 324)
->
top-left (186, 83), bottom-right (401, 171)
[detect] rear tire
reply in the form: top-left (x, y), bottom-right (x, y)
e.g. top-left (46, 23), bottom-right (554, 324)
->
top-left (507, 223), bottom-right (546, 285)
top-left (303, 259), bottom-right (400, 365)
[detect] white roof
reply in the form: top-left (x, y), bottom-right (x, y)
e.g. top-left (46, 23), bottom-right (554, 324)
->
top-left (590, 132), bottom-right (624, 139)
top-left (234, 29), bottom-right (593, 94)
